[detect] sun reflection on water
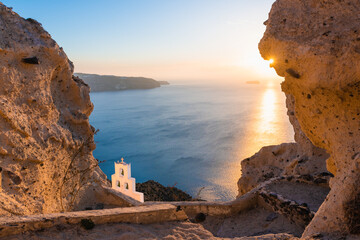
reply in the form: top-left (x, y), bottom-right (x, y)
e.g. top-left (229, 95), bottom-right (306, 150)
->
top-left (236, 84), bottom-right (287, 159)
top-left (208, 84), bottom-right (294, 201)
top-left (259, 88), bottom-right (277, 136)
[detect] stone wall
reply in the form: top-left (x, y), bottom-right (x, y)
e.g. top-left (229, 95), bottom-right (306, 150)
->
top-left (0, 204), bottom-right (187, 238)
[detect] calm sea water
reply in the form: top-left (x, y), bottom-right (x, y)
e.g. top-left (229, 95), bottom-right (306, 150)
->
top-left (90, 83), bottom-right (294, 201)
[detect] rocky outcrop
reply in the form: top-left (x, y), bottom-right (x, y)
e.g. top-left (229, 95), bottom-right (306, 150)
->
top-left (259, 0), bottom-right (360, 238)
top-left (74, 73), bottom-right (162, 92)
top-left (136, 180), bottom-right (193, 202)
top-left (237, 142), bottom-right (328, 196)
top-left (0, 3), bottom-right (125, 216)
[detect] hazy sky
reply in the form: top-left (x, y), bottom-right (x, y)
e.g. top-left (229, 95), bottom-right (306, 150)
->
top-left (3, 0), bottom-right (280, 83)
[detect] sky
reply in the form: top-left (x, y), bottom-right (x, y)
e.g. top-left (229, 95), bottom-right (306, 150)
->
top-left (2, 0), bottom-right (281, 84)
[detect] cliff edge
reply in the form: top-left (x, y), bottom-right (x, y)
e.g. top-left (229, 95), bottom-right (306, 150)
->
top-left (0, 3), bottom-right (127, 216)
top-left (259, 0), bottom-right (360, 238)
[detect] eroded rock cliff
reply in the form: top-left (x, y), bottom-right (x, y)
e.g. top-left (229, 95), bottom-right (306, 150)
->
top-left (0, 3), bottom-right (121, 216)
top-left (259, 0), bottom-right (360, 238)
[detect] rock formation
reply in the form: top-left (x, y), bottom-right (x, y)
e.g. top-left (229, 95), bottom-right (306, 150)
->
top-left (136, 180), bottom-right (193, 202)
top-left (258, 0), bottom-right (360, 238)
top-left (2, 0), bottom-right (360, 238)
top-left (0, 3), bottom-right (125, 216)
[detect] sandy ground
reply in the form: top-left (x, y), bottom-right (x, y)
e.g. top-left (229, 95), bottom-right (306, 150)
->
top-left (201, 207), bottom-right (303, 238)
top-left (4, 221), bottom-right (214, 240)
top-left (3, 220), bottom-right (297, 240)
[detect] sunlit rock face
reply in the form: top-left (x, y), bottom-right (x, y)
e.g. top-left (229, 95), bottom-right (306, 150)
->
top-left (0, 3), bottom-right (111, 215)
top-left (259, 0), bottom-right (360, 237)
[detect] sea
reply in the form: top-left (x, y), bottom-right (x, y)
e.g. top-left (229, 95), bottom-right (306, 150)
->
top-left (90, 83), bottom-right (294, 201)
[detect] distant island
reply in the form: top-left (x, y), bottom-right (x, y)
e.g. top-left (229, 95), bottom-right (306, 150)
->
top-left (74, 73), bottom-right (170, 92)
top-left (158, 81), bottom-right (170, 85)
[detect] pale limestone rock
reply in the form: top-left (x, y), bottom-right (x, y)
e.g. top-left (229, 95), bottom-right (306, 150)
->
top-left (259, 0), bottom-right (360, 237)
top-left (0, 3), bottom-right (122, 215)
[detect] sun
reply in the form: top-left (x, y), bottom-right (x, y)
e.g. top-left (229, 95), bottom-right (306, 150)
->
top-left (234, 55), bottom-right (279, 80)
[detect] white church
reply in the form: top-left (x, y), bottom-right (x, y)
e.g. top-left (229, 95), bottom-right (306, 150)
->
top-left (111, 158), bottom-right (144, 203)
